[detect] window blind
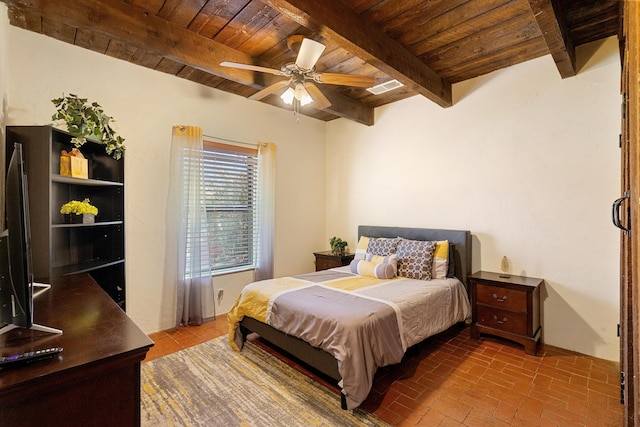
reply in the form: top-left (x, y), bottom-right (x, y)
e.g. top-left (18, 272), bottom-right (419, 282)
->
top-left (201, 143), bottom-right (259, 272)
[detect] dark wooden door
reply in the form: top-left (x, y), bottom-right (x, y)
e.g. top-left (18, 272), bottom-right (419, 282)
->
top-left (618, 2), bottom-right (639, 425)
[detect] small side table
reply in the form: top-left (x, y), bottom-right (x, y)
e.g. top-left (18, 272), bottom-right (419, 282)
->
top-left (313, 251), bottom-right (355, 271)
top-left (469, 271), bottom-right (543, 355)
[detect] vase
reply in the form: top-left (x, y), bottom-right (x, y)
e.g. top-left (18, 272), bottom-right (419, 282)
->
top-left (65, 214), bottom-right (80, 224)
top-left (82, 213), bottom-right (95, 224)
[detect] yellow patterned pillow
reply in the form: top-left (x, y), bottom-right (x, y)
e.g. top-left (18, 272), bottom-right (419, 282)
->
top-left (432, 240), bottom-right (449, 280)
top-left (354, 236), bottom-right (370, 260)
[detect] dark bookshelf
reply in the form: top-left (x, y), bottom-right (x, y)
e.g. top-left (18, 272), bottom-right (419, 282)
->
top-left (6, 125), bottom-right (126, 310)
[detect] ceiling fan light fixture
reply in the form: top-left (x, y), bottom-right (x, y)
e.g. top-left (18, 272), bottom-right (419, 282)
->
top-left (294, 82), bottom-right (307, 101)
top-left (222, 36), bottom-right (360, 115)
top-left (295, 38), bottom-right (326, 71)
top-left (282, 82), bottom-right (313, 107)
top-left (281, 87), bottom-right (295, 105)
top-left (300, 94), bottom-right (313, 106)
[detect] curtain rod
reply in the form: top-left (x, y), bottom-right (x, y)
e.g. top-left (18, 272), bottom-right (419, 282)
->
top-left (203, 134), bottom-right (258, 148)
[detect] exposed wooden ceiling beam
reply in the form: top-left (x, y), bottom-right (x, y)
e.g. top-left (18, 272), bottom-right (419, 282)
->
top-left (3, 0), bottom-right (374, 125)
top-left (262, 0), bottom-right (453, 108)
top-left (527, 0), bottom-right (576, 78)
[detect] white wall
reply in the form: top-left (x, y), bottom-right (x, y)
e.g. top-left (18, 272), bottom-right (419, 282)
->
top-left (326, 37), bottom-right (621, 361)
top-left (6, 27), bottom-right (328, 333)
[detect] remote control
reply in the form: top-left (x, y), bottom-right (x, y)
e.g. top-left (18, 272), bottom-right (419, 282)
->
top-left (0, 347), bottom-right (63, 368)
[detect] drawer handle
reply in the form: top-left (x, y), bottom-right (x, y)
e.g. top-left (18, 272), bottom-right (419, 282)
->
top-left (493, 315), bottom-right (508, 324)
top-left (492, 293), bottom-right (507, 302)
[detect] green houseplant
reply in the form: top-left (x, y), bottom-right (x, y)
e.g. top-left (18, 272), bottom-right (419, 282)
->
top-left (51, 94), bottom-right (126, 160)
top-left (329, 236), bottom-right (348, 255)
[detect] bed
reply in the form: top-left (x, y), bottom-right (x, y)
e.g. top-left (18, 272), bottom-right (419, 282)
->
top-left (227, 225), bottom-right (472, 409)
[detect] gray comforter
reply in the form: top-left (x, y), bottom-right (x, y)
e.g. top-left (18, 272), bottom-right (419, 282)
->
top-left (269, 284), bottom-right (405, 409)
top-left (228, 268), bottom-right (471, 409)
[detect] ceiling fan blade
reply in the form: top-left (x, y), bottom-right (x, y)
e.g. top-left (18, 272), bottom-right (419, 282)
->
top-left (248, 80), bottom-right (291, 101)
top-left (316, 73), bottom-right (376, 88)
top-left (295, 38), bottom-right (326, 71)
top-left (303, 82), bottom-right (332, 110)
top-left (220, 61), bottom-right (283, 76)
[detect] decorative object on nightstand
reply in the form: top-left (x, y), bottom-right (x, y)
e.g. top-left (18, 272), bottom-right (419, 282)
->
top-left (500, 256), bottom-right (510, 277)
top-left (329, 236), bottom-right (348, 255)
top-left (313, 251), bottom-right (355, 272)
top-left (469, 271), bottom-right (543, 355)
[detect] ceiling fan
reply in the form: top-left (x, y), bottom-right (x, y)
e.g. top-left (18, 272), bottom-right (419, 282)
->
top-left (220, 36), bottom-right (376, 111)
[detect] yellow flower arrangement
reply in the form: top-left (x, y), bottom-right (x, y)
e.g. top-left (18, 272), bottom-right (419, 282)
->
top-left (60, 198), bottom-right (98, 216)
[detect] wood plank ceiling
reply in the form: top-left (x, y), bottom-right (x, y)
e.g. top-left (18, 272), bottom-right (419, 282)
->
top-left (2, 0), bottom-right (620, 125)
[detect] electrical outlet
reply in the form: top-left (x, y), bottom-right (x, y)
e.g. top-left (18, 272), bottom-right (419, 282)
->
top-left (217, 289), bottom-right (224, 304)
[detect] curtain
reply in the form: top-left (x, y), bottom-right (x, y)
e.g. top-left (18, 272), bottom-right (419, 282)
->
top-left (254, 142), bottom-right (276, 281)
top-left (166, 125), bottom-right (213, 327)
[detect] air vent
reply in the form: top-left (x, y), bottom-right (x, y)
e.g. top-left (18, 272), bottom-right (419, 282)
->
top-left (366, 79), bottom-right (404, 95)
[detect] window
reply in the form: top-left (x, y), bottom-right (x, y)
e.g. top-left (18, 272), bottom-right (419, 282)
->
top-left (201, 141), bottom-right (259, 273)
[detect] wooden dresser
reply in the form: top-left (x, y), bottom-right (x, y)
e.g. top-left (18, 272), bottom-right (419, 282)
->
top-left (469, 271), bottom-right (543, 355)
top-left (0, 274), bottom-right (153, 426)
top-left (313, 251), bottom-right (355, 271)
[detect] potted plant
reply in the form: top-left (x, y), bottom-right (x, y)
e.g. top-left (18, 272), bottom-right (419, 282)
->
top-left (51, 94), bottom-right (126, 160)
top-left (60, 198), bottom-right (99, 224)
top-left (329, 236), bottom-right (348, 255)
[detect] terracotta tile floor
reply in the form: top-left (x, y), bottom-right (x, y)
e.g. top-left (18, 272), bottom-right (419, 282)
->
top-left (145, 316), bottom-right (623, 426)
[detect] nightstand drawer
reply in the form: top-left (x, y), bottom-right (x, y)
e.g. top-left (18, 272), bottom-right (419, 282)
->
top-left (313, 251), bottom-right (355, 272)
top-left (476, 305), bottom-right (528, 335)
top-left (316, 257), bottom-right (341, 270)
top-left (476, 283), bottom-right (527, 312)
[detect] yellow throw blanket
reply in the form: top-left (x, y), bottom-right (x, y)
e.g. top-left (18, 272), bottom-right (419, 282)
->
top-left (227, 277), bottom-right (307, 350)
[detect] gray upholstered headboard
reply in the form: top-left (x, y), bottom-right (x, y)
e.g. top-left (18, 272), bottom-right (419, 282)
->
top-left (358, 225), bottom-right (472, 290)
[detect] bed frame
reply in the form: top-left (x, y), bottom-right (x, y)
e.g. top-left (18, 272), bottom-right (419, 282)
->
top-left (239, 225), bottom-right (472, 408)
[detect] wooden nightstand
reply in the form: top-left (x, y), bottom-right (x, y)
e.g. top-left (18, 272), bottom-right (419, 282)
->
top-left (313, 251), bottom-right (355, 271)
top-left (469, 271), bottom-right (543, 355)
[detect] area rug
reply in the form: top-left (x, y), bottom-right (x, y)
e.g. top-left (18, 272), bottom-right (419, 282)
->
top-left (140, 336), bottom-right (391, 426)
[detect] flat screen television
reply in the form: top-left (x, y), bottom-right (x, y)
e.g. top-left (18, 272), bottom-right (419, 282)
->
top-left (0, 143), bottom-right (61, 336)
